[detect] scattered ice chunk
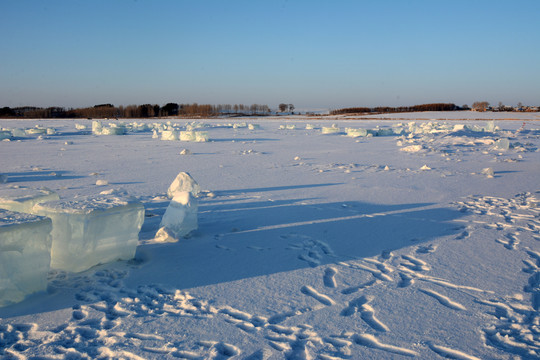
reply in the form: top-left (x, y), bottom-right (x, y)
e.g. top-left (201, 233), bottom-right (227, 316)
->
top-left (481, 168), bottom-right (495, 178)
top-left (194, 131), bottom-right (209, 142)
top-left (167, 172), bottom-right (201, 198)
top-left (305, 124), bottom-right (315, 130)
top-left (92, 120), bottom-right (103, 135)
top-left (420, 165), bottom-right (431, 170)
top-left (0, 186), bottom-right (60, 214)
top-left (0, 209), bottom-right (52, 307)
top-left (345, 128), bottom-right (367, 137)
top-left (33, 195), bottom-right (145, 272)
top-left (96, 179), bottom-right (109, 186)
top-left (485, 121), bottom-right (495, 132)
top-left (248, 124), bottom-right (260, 130)
top-left (322, 126), bottom-right (340, 134)
top-left (384, 165), bottom-right (390, 171)
top-left (294, 156), bottom-right (301, 161)
top-left (26, 128), bottom-right (47, 135)
top-left (180, 131), bottom-right (196, 141)
top-left (400, 145), bottom-right (424, 153)
top-left (494, 138), bottom-right (510, 151)
top-left (100, 125), bottom-right (126, 135)
top-left (180, 148), bottom-right (191, 155)
top-left (161, 130), bottom-right (179, 141)
top-left (157, 192), bottom-right (198, 240)
top-left (75, 124), bottom-right (87, 130)
top-left (0, 130), bottom-right (12, 140)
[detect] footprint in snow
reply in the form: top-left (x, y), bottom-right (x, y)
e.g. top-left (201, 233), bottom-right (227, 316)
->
top-left (323, 267), bottom-right (338, 288)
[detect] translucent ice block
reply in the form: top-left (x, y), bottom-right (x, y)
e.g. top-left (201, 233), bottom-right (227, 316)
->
top-left (0, 186), bottom-right (60, 214)
top-left (33, 195), bottom-right (145, 272)
top-left (157, 192), bottom-right (198, 240)
top-left (0, 209), bottom-right (52, 307)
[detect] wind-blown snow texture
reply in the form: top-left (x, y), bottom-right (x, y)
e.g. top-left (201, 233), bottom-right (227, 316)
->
top-left (0, 112), bottom-right (539, 359)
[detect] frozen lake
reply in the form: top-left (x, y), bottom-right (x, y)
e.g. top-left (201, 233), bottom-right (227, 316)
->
top-left (1, 112), bottom-right (540, 359)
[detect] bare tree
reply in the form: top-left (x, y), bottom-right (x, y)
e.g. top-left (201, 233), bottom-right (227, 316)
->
top-left (279, 103), bottom-right (287, 113)
top-left (472, 101), bottom-right (489, 112)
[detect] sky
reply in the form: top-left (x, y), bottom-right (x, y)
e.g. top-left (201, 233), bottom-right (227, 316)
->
top-left (1, 0), bottom-right (539, 111)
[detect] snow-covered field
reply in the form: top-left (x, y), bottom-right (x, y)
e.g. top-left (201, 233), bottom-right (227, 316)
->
top-left (1, 112), bottom-right (540, 359)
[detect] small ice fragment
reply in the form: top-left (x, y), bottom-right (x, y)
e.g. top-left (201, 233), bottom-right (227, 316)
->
top-left (96, 179), bottom-right (109, 186)
top-left (400, 145), bottom-right (423, 152)
top-left (167, 172), bottom-right (200, 198)
top-left (180, 148), bottom-right (191, 155)
top-left (89, 172), bottom-right (99, 176)
top-left (384, 165), bottom-right (390, 171)
top-left (420, 165), bottom-right (431, 171)
top-left (64, 141), bottom-right (73, 145)
top-left (481, 168), bottom-right (494, 178)
top-left (294, 156), bottom-right (301, 161)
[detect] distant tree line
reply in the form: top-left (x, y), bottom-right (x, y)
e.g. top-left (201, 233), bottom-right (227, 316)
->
top-left (330, 103), bottom-right (459, 115)
top-left (0, 103), bottom-right (272, 118)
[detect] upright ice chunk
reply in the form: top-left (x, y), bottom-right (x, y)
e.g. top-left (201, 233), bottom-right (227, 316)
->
top-left (92, 120), bottom-right (103, 135)
top-left (157, 172), bottom-right (200, 241)
top-left (0, 186), bottom-right (60, 214)
top-left (167, 172), bottom-right (200, 198)
top-left (33, 195), bottom-right (144, 272)
top-left (156, 192), bottom-right (198, 241)
top-left (0, 209), bottom-right (52, 307)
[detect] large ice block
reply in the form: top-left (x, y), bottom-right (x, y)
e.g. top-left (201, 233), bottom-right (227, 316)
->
top-left (33, 195), bottom-right (145, 272)
top-left (0, 186), bottom-right (60, 214)
top-left (0, 209), bottom-right (52, 307)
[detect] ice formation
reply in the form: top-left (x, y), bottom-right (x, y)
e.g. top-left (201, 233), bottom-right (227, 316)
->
top-left (0, 186), bottom-right (60, 214)
top-left (161, 130), bottom-right (179, 141)
top-left (0, 131), bottom-right (11, 140)
top-left (345, 128), bottom-right (368, 137)
top-left (156, 172), bottom-right (200, 241)
top-left (179, 131), bottom-right (209, 142)
top-left (167, 172), bottom-right (201, 199)
top-left (33, 195), bottom-right (145, 272)
top-left (0, 209), bottom-right (52, 307)
top-left (322, 125), bottom-right (340, 134)
top-left (156, 191), bottom-right (198, 241)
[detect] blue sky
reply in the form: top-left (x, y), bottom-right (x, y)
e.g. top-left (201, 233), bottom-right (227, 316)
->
top-left (1, 0), bottom-right (539, 111)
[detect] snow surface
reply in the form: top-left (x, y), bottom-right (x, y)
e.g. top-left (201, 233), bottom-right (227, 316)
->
top-left (0, 112), bottom-right (540, 359)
